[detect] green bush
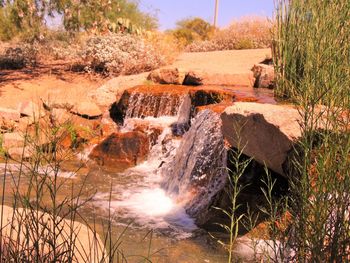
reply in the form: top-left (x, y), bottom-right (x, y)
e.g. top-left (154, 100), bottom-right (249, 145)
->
top-left (169, 17), bottom-right (215, 47)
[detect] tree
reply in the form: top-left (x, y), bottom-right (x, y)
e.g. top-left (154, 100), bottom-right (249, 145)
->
top-left (170, 17), bottom-right (214, 46)
top-left (0, 0), bottom-right (158, 40)
top-left (52, 0), bottom-right (158, 33)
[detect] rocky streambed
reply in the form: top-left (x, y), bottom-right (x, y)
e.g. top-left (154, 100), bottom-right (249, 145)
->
top-left (0, 65), bottom-right (301, 261)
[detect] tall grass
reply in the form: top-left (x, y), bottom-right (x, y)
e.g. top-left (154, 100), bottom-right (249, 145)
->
top-left (268, 0), bottom-right (350, 261)
top-left (0, 117), bottom-right (155, 262)
top-left (272, 0), bottom-right (350, 102)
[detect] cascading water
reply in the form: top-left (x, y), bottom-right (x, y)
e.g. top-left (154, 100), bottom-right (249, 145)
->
top-left (161, 110), bottom-right (228, 226)
top-left (91, 92), bottom-right (199, 238)
top-left (125, 91), bottom-right (189, 119)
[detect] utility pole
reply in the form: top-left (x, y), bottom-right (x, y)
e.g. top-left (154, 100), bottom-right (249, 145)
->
top-left (214, 0), bottom-right (219, 28)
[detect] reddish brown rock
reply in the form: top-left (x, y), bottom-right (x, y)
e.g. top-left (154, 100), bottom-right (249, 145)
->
top-left (89, 131), bottom-right (150, 168)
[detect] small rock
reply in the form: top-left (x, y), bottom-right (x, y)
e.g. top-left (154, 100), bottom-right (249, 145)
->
top-left (7, 147), bottom-right (32, 160)
top-left (2, 132), bottom-right (25, 150)
top-left (251, 64), bottom-right (275, 89)
top-left (183, 71), bottom-right (203, 86)
top-left (50, 108), bottom-right (72, 125)
top-left (148, 68), bottom-right (187, 85)
top-left (71, 102), bottom-right (102, 119)
top-left (17, 101), bottom-right (45, 119)
top-left (0, 107), bottom-right (20, 121)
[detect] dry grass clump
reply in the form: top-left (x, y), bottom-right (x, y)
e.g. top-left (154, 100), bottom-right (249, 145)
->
top-left (186, 17), bottom-right (271, 52)
top-left (0, 44), bottom-right (38, 69)
top-left (144, 31), bottom-right (181, 65)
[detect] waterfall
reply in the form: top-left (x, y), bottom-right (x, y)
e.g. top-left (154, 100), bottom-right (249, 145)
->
top-left (94, 88), bottom-right (233, 232)
top-left (161, 110), bottom-right (228, 226)
top-left (125, 92), bottom-right (189, 119)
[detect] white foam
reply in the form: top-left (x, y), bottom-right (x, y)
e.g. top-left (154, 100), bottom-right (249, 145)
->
top-left (121, 116), bottom-right (178, 133)
top-left (94, 187), bottom-right (196, 239)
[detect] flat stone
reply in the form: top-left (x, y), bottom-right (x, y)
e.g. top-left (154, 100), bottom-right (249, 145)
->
top-left (71, 101), bottom-right (102, 119)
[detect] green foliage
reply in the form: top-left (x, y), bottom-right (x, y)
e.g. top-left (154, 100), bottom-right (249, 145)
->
top-left (272, 0), bottom-right (350, 102)
top-left (260, 0), bottom-right (350, 261)
top-left (170, 17), bottom-right (214, 46)
top-left (0, 0), bottom-right (158, 41)
top-left (57, 0), bottom-right (157, 33)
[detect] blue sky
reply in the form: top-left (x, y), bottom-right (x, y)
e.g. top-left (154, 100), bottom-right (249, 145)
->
top-left (139, 0), bottom-right (275, 30)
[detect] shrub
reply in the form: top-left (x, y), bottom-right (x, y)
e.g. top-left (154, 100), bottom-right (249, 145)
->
top-left (80, 34), bottom-right (166, 75)
top-left (186, 17), bottom-right (271, 52)
top-left (0, 44), bottom-right (38, 69)
top-left (170, 17), bottom-right (215, 47)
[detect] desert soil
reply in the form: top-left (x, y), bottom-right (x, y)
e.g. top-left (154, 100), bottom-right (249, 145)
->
top-left (0, 48), bottom-right (271, 109)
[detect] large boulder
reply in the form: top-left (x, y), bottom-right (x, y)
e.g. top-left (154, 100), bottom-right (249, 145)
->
top-left (0, 205), bottom-right (105, 263)
top-left (147, 68), bottom-right (186, 85)
top-left (89, 131), bottom-right (150, 169)
top-left (221, 102), bottom-right (301, 176)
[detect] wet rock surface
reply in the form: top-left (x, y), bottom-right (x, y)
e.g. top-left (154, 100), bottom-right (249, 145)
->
top-left (89, 131), bottom-right (150, 169)
top-left (162, 110), bottom-right (228, 226)
top-left (109, 85), bottom-right (236, 125)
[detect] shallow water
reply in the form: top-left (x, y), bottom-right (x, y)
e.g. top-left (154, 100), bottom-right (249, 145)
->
top-left (0, 86), bottom-right (276, 262)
